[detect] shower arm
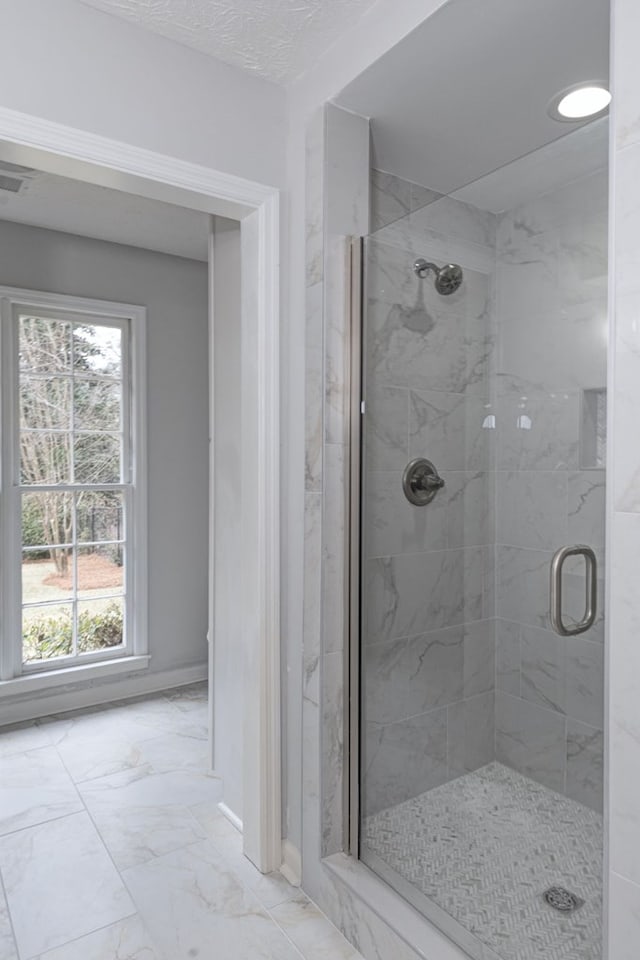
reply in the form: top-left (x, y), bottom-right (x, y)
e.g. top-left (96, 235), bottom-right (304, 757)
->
top-left (413, 258), bottom-right (439, 279)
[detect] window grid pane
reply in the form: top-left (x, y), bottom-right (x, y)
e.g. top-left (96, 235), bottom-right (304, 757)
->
top-left (17, 315), bottom-right (128, 669)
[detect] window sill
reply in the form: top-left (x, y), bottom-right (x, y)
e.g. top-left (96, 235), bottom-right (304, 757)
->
top-left (0, 654), bottom-right (151, 697)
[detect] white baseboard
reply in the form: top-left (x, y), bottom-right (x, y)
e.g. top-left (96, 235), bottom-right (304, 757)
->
top-left (280, 838), bottom-right (302, 886)
top-left (218, 801), bottom-right (243, 833)
top-left (0, 662), bottom-right (208, 727)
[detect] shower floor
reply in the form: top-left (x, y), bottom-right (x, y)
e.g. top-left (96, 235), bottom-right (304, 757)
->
top-left (363, 762), bottom-right (602, 960)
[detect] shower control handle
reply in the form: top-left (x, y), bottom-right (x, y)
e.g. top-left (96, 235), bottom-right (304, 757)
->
top-left (402, 458), bottom-right (445, 506)
top-left (420, 474), bottom-right (445, 491)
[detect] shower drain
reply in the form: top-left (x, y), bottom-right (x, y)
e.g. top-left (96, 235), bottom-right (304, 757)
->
top-left (542, 886), bottom-right (585, 913)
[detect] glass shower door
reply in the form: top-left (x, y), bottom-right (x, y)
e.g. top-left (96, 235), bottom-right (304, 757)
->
top-left (358, 158), bottom-right (607, 960)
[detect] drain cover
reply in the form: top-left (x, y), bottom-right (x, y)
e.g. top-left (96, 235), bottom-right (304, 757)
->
top-left (543, 886), bottom-right (585, 913)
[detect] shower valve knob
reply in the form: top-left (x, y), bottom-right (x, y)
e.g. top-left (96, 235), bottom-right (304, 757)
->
top-left (422, 474), bottom-right (445, 491)
top-left (402, 458), bottom-right (445, 506)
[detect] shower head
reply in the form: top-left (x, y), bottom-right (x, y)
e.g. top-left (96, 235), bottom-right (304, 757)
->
top-left (413, 258), bottom-right (464, 295)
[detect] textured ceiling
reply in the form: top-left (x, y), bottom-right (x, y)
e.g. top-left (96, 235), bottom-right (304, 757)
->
top-left (76, 0), bottom-right (380, 83)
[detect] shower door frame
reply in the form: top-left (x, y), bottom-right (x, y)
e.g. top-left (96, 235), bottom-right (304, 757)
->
top-left (347, 235), bottom-right (364, 858)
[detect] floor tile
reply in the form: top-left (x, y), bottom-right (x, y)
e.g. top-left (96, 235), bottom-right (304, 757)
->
top-left (79, 765), bottom-right (219, 870)
top-left (118, 696), bottom-right (208, 739)
top-left (123, 840), bottom-right (303, 960)
top-left (0, 881), bottom-right (17, 960)
top-left (192, 807), bottom-right (298, 909)
top-left (270, 895), bottom-right (363, 960)
top-left (34, 915), bottom-right (163, 960)
top-left (136, 733), bottom-right (210, 775)
top-left (55, 734), bottom-right (147, 784)
top-left (0, 724), bottom-right (52, 761)
top-left (0, 689), bottom-right (362, 960)
top-left (0, 748), bottom-right (82, 836)
top-left (43, 704), bottom-right (170, 753)
top-left (163, 683), bottom-right (208, 713)
top-left (0, 812), bottom-right (134, 959)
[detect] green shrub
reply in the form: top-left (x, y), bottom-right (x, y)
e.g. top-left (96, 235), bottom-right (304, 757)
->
top-left (78, 603), bottom-right (123, 651)
top-left (22, 613), bottom-right (72, 662)
top-left (21, 499), bottom-right (49, 559)
top-left (22, 602), bottom-right (123, 662)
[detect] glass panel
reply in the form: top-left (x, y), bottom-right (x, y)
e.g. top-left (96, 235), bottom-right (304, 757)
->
top-left (19, 316), bottom-right (71, 373)
top-left (20, 432), bottom-right (71, 484)
top-left (76, 544), bottom-right (124, 600)
top-left (73, 380), bottom-right (121, 432)
top-left (77, 597), bottom-right (124, 653)
top-left (20, 377), bottom-right (71, 431)
top-left (76, 491), bottom-right (123, 543)
top-left (73, 434), bottom-right (121, 483)
top-left (21, 491), bottom-right (73, 549)
top-left (358, 122), bottom-right (607, 960)
top-left (22, 603), bottom-right (73, 662)
top-left (73, 324), bottom-right (122, 378)
top-left (22, 548), bottom-right (73, 605)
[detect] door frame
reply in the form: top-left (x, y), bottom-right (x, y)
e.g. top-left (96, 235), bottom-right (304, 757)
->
top-left (0, 106), bottom-right (281, 874)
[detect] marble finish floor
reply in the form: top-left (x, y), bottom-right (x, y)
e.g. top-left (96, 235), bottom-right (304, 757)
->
top-left (0, 684), bottom-right (362, 960)
top-left (364, 762), bottom-right (602, 960)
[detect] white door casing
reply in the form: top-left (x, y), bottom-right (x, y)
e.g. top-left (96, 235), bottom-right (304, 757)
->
top-left (0, 106), bottom-right (281, 875)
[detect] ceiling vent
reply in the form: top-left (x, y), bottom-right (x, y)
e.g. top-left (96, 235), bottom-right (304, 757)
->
top-left (0, 174), bottom-right (25, 194)
top-left (0, 161), bottom-right (40, 195)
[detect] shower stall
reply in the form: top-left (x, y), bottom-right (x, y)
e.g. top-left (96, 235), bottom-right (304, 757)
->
top-left (351, 126), bottom-right (607, 960)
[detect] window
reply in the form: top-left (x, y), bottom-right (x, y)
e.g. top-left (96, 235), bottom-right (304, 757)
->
top-left (0, 289), bottom-right (147, 684)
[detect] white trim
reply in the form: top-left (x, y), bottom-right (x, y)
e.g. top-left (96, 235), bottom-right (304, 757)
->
top-left (0, 106), bottom-right (281, 875)
top-left (0, 654), bottom-right (150, 697)
top-left (130, 301), bottom-right (148, 661)
top-left (281, 839), bottom-right (302, 887)
top-left (218, 802), bottom-right (243, 834)
top-left (207, 219), bottom-right (216, 777)
top-left (257, 192), bottom-right (282, 873)
top-left (0, 107), bottom-right (273, 217)
top-left (239, 201), bottom-right (282, 874)
top-left (0, 660), bottom-right (207, 727)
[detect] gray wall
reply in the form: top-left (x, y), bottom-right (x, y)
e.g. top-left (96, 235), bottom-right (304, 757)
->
top-left (0, 219), bottom-right (210, 687)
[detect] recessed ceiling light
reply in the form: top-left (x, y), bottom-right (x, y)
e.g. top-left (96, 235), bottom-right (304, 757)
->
top-left (548, 81), bottom-right (611, 122)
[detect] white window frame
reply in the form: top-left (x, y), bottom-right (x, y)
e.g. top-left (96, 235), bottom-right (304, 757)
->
top-left (0, 287), bottom-right (148, 689)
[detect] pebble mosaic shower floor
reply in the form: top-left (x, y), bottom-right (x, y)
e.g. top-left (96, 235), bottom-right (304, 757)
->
top-left (364, 762), bottom-right (602, 960)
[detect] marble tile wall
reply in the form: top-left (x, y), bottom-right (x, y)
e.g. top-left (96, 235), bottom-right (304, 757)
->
top-left (493, 168), bottom-right (608, 813)
top-left (361, 178), bottom-right (497, 816)
top-left (360, 166), bottom-right (608, 816)
top-left (303, 110), bottom-right (454, 960)
top-left (302, 103), bottom-right (370, 885)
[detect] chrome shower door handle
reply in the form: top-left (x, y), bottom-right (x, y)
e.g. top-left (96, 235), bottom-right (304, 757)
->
top-left (550, 544), bottom-right (597, 637)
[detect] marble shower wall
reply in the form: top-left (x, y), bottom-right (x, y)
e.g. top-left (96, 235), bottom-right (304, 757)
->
top-left (361, 173), bottom-right (497, 816)
top-left (494, 169), bottom-right (608, 813)
top-left (303, 103), bottom-right (370, 886)
top-left (361, 167), bottom-right (607, 817)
